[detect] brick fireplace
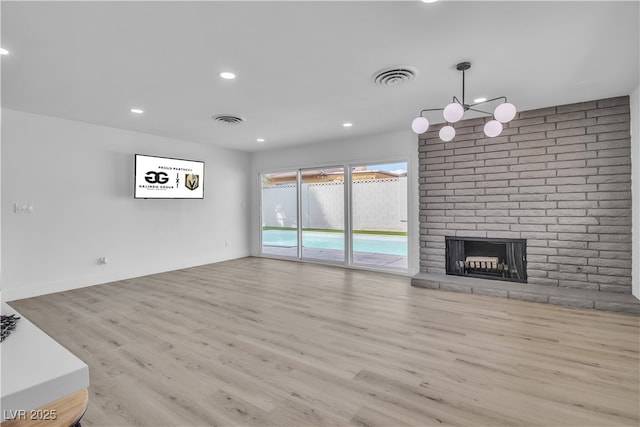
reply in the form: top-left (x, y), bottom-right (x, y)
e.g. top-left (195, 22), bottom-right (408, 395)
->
top-left (414, 96), bottom-right (634, 301)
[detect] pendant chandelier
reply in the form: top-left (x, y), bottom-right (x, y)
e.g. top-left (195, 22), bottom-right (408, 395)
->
top-left (411, 62), bottom-right (517, 141)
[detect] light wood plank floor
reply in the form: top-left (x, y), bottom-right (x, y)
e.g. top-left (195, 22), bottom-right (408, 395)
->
top-left (9, 257), bottom-right (640, 427)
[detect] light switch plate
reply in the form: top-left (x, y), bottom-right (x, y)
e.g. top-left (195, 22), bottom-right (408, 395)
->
top-left (14, 202), bottom-right (34, 213)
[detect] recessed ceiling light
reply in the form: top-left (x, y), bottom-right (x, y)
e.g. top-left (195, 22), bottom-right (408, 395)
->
top-left (220, 72), bottom-right (236, 80)
top-left (343, 123), bottom-right (353, 127)
top-left (421, 0), bottom-right (439, 3)
top-left (473, 97), bottom-right (487, 103)
top-left (256, 138), bottom-right (265, 143)
top-left (130, 108), bottom-right (144, 114)
top-left (0, 48), bottom-right (9, 55)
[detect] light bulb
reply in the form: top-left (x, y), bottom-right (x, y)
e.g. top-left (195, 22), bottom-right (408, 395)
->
top-left (411, 116), bottom-right (429, 134)
top-left (443, 102), bottom-right (464, 123)
top-left (484, 120), bottom-right (503, 137)
top-left (494, 102), bottom-right (517, 123)
top-left (439, 126), bottom-right (456, 142)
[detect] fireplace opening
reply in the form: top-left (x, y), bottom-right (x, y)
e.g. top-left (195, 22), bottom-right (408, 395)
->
top-left (445, 236), bottom-right (527, 283)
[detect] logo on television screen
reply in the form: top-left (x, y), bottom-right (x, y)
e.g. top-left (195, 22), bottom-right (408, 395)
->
top-left (145, 171), bottom-right (169, 184)
top-left (185, 174), bottom-right (200, 190)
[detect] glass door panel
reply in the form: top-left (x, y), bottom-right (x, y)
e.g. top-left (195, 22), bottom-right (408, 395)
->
top-left (351, 163), bottom-right (408, 269)
top-left (261, 172), bottom-right (299, 257)
top-left (300, 167), bottom-right (345, 262)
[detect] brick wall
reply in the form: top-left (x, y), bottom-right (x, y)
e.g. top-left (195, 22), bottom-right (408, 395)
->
top-left (418, 96), bottom-right (632, 293)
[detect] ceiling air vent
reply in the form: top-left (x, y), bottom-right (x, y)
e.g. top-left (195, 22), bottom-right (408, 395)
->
top-left (212, 115), bottom-right (245, 125)
top-left (373, 67), bottom-right (417, 86)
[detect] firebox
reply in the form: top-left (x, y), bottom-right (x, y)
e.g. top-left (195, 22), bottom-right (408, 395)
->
top-left (445, 236), bottom-right (527, 283)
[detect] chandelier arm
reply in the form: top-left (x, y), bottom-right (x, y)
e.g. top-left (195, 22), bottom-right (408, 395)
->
top-left (467, 107), bottom-right (493, 115)
top-left (469, 96), bottom-right (507, 108)
top-left (452, 96), bottom-right (462, 105)
top-left (419, 108), bottom-right (444, 116)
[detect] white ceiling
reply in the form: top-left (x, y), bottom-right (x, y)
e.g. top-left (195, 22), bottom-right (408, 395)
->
top-left (2, 1), bottom-right (638, 152)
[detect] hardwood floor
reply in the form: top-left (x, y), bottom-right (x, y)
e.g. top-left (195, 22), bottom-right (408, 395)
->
top-left (9, 257), bottom-right (640, 426)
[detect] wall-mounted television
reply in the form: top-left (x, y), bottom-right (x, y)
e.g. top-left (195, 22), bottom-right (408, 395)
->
top-left (134, 154), bottom-right (205, 199)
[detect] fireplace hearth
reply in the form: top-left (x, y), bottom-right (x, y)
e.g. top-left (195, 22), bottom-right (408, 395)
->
top-left (446, 236), bottom-right (527, 283)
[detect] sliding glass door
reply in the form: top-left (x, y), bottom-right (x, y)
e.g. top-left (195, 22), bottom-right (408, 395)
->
top-left (260, 161), bottom-right (407, 272)
top-left (351, 163), bottom-right (408, 269)
top-left (261, 171), bottom-right (299, 257)
top-left (300, 167), bottom-right (345, 262)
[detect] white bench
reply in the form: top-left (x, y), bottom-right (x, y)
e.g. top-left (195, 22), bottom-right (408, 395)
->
top-left (1, 303), bottom-right (89, 425)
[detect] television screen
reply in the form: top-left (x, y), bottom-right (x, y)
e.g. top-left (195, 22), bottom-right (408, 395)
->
top-left (134, 154), bottom-right (204, 199)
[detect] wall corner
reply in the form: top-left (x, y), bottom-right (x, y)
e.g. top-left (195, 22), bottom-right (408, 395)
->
top-left (631, 86), bottom-right (639, 299)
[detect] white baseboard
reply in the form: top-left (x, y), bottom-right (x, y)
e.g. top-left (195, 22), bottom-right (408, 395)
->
top-left (1, 252), bottom-right (249, 302)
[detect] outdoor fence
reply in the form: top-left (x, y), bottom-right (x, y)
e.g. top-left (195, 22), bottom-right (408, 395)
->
top-left (261, 177), bottom-right (407, 232)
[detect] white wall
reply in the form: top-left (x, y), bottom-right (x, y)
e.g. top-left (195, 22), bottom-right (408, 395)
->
top-left (631, 86), bottom-right (639, 299)
top-left (1, 110), bottom-right (251, 301)
top-left (251, 129), bottom-right (419, 275)
top-left (0, 7), bottom-right (3, 304)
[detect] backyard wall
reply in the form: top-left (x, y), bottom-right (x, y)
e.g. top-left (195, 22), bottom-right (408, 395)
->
top-left (419, 96), bottom-right (632, 293)
top-left (262, 177), bottom-right (408, 232)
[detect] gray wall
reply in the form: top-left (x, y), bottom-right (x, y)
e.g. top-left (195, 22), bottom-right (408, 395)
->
top-left (419, 96), bottom-right (632, 293)
top-left (2, 110), bottom-right (252, 300)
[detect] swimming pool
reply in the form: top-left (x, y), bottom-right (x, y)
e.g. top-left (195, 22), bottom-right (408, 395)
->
top-left (262, 229), bottom-right (407, 256)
